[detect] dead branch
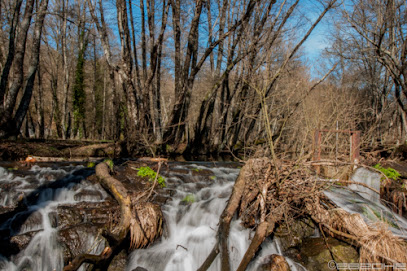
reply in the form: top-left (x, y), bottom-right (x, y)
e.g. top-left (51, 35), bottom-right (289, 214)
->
top-left (200, 157), bottom-right (407, 270)
top-left (317, 179), bottom-right (380, 195)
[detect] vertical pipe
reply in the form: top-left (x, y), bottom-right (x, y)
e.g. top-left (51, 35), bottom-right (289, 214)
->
top-left (313, 130), bottom-right (321, 174)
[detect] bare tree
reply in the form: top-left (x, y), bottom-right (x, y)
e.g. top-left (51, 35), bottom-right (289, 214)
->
top-left (341, 0), bottom-right (407, 138)
top-left (0, 0), bottom-right (49, 138)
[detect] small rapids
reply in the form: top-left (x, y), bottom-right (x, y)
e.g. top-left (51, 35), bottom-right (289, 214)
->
top-left (126, 163), bottom-right (305, 271)
top-left (0, 163), bottom-right (107, 271)
top-left (0, 162), bottom-right (405, 271)
top-left (326, 167), bottom-right (407, 237)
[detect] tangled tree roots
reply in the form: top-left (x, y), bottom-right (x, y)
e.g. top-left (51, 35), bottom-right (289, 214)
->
top-left (64, 162), bottom-right (163, 271)
top-left (199, 157), bottom-right (407, 271)
top-left (130, 202), bottom-right (163, 249)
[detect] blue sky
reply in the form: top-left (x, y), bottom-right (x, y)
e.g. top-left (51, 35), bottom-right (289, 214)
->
top-left (300, 0), bottom-right (338, 77)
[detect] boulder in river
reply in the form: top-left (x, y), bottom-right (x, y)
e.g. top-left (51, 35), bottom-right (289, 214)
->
top-left (299, 237), bottom-right (359, 271)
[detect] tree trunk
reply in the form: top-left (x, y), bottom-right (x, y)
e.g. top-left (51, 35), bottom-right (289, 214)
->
top-left (0, 0), bottom-right (23, 105)
top-left (9, 0), bottom-right (49, 138)
top-left (62, 0), bottom-right (70, 139)
top-left (0, 0), bottom-right (35, 137)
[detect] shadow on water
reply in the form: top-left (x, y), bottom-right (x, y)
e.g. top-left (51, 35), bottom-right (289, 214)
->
top-left (0, 164), bottom-right (96, 258)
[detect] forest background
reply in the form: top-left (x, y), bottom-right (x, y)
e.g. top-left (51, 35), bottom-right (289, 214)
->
top-left (0, 0), bottom-right (406, 159)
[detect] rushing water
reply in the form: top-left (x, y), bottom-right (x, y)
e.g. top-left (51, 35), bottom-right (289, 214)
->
top-left (0, 163), bottom-right (107, 271)
top-left (349, 167), bottom-right (381, 202)
top-left (326, 167), bottom-right (407, 237)
top-left (0, 162), bottom-right (405, 271)
top-left (0, 162), bottom-right (306, 271)
top-left (126, 163), bottom-right (304, 271)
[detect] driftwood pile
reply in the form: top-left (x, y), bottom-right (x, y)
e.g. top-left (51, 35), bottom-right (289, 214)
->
top-left (199, 157), bottom-right (407, 271)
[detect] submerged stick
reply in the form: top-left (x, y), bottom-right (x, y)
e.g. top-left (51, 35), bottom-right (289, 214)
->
top-left (236, 219), bottom-right (276, 271)
top-left (63, 247), bottom-right (112, 271)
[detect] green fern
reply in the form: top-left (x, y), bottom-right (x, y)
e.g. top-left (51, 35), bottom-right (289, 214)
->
top-left (103, 159), bottom-right (114, 171)
top-left (182, 194), bottom-right (195, 204)
top-left (374, 164), bottom-right (401, 181)
top-left (137, 166), bottom-right (166, 188)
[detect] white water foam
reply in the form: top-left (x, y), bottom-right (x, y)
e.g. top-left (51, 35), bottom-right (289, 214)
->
top-left (127, 164), bottom-right (305, 271)
top-left (0, 164), bottom-right (107, 271)
top-left (349, 167), bottom-right (381, 202)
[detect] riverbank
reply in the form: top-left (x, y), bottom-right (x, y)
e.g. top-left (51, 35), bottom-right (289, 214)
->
top-left (0, 139), bottom-right (239, 162)
top-left (0, 139), bottom-right (121, 161)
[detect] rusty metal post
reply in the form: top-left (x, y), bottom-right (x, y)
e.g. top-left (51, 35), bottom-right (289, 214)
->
top-left (351, 131), bottom-right (360, 166)
top-left (313, 130), bottom-right (322, 174)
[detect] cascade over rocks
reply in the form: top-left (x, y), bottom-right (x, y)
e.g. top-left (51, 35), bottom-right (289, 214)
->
top-left (63, 162), bottom-right (164, 271)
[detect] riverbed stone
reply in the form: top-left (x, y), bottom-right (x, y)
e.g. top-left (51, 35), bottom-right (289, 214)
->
top-left (58, 222), bottom-right (107, 265)
top-left (274, 219), bottom-right (315, 251)
top-left (9, 231), bottom-right (39, 252)
top-left (73, 189), bottom-right (104, 201)
top-left (190, 168), bottom-right (214, 176)
top-left (258, 254), bottom-right (291, 271)
top-left (107, 249), bottom-right (128, 271)
top-left (299, 237), bottom-right (359, 271)
top-left (11, 210), bottom-right (43, 234)
top-left (55, 199), bottom-right (119, 230)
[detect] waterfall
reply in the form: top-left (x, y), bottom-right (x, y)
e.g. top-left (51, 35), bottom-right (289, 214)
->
top-left (5, 162), bottom-right (396, 271)
top-left (0, 162), bottom-right (305, 270)
top-left (324, 187), bottom-right (407, 237)
top-left (349, 167), bottom-right (381, 202)
top-left (127, 163), bottom-right (305, 271)
top-left (0, 164), bottom-right (107, 271)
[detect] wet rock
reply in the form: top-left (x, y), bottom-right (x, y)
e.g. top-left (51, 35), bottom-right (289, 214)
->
top-left (275, 219), bottom-right (315, 252)
top-left (258, 254), bottom-right (291, 271)
top-left (169, 168), bottom-right (189, 175)
top-left (73, 189), bottom-right (104, 201)
top-left (200, 190), bottom-right (211, 200)
top-left (58, 223), bottom-right (107, 265)
top-left (191, 168), bottom-right (214, 176)
top-left (48, 211), bottom-right (58, 228)
top-left (11, 210), bottom-right (43, 234)
top-left (299, 237), bottom-right (359, 271)
top-left (53, 200), bottom-right (123, 265)
top-left (56, 200), bottom-right (119, 230)
top-left (0, 230), bottom-right (39, 257)
top-left (107, 249), bottom-right (128, 271)
top-left (9, 231), bottom-right (39, 252)
top-left (217, 190), bottom-right (230, 199)
top-left (172, 174), bottom-right (197, 184)
top-left (0, 180), bottom-right (22, 190)
top-left (0, 191), bottom-right (24, 209)
top-left (131, 267), bottom-right (148, 271)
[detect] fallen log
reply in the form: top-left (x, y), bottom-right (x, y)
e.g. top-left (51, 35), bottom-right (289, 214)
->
top-left (96, 162), bottom-right (132, 242)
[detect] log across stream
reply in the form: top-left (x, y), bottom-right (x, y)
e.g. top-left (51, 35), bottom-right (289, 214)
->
top-left (0, 159), bottom-right (406, 270)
